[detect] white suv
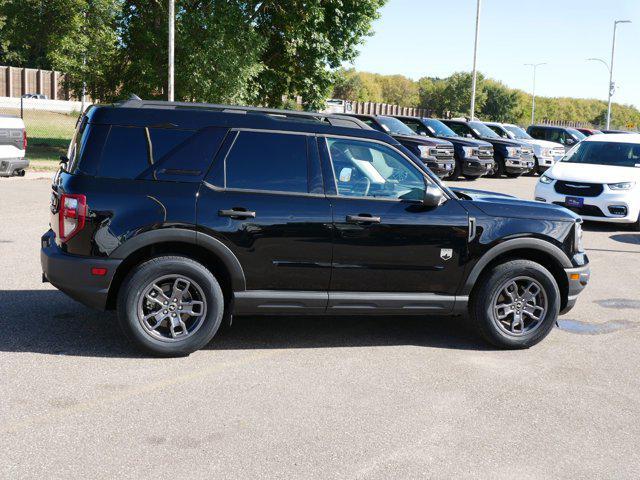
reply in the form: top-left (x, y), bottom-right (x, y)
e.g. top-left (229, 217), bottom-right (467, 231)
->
top-left (0, 114), bottom-right (28, 177)
top-left (535, 134), bottom-right (640, 230)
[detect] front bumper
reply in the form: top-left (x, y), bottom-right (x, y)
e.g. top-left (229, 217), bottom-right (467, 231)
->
top-left (504, 157), bottom-right (535, 173)
top-left (0, 157), bottom-right (29, 177)
top-left (41, 230), bottom-right (121, 310)
top-left (535, 183), bottom-right (640, 223)
top-left (461, 158), bottom-right (494, 176)
top-left (424, 159), bottom-right (455, 178)
top-left (537, 155), bottom-right (555, 168)
top-left (560, 264), bottom-right (590, 315)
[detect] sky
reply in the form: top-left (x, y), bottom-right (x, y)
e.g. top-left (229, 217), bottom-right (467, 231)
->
top-left (352, 0), bottom-right (640, 108)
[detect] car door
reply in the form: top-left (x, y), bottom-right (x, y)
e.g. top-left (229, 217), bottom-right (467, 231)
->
top-left (197, 129), bottom-right (333, 313)
top-left (318, 135), bottom-right (469, 313)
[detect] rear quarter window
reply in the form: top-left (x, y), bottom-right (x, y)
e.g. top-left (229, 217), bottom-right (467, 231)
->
top-left (98, 126), bottom-right (150, 179)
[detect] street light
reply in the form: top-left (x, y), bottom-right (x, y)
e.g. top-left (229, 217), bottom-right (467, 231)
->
top-left (588, 20), bottom-right (631, 129)
top-left (469, 0), bottom-right (481, 120)
top-left (168, 0), bottom-right (175, 102)
top-left (524, 63), bottom-right (546, 125)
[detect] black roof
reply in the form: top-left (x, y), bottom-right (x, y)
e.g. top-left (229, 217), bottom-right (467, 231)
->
top-left (83, 98), bottom-right (396, 144)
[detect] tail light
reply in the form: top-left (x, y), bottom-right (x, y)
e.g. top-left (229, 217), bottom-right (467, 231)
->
top-left (59, 194), bottom-right (87, 242)
top-left (23, 130), bottom-right (27, 150)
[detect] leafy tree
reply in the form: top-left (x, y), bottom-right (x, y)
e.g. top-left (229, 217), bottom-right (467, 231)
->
top-left (441, 71), bottom-right (486, 117)
top-left (248, 0), bottom-right (386, 110)
top-left (480, 79), bottom-right (521, 123)
top-left (48, 0), bottom-right (122, 102)
top-left (379, 74), bottom-right (418, 106)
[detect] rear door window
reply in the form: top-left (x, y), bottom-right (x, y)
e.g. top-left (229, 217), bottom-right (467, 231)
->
top-left (224, 131), bottom-right (309, 193)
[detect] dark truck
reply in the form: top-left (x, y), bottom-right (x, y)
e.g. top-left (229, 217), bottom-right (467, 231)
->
top-left (41, 99), bottom-right (590, 356)
top-left (337, 114), bottom-right (456, 178)
top-left (394, 116), bottom-right (494, 180)
top-left (443, 119), bottom-right (535, 178)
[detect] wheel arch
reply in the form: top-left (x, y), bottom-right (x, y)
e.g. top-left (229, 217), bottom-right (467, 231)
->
top-left (462, 239), bottom-right (571, 311)
top-left (106, 229), bottom-right (245, 310)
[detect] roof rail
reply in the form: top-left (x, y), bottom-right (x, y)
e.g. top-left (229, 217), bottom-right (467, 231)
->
top-left (113, 97), bottom-right (371, 130)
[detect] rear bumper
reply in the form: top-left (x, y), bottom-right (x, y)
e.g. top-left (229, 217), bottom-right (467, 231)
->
top-left (41, 230), bottom-right (121, 310)
top-left (0, 157), bottom-right (29, 177)
top-left (560, 264), bottom-right (590, 315)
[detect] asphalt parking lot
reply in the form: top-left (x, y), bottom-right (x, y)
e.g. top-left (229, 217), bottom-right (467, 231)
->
top-left (1, 173), bottom-right (639, 479)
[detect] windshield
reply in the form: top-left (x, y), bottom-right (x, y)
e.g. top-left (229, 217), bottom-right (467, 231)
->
top-left (561, 141), bottom-right (640, 167)
top-left (423, 119), bottom-right (459, 138)
top-left (504, 125), bottom-right (532, 140)
top-left (468, 121), bottom-right (500, 139)
top-left (567, 128), bottom-right (587, 141)
top-left (376, 116), bottom-right (418, 136)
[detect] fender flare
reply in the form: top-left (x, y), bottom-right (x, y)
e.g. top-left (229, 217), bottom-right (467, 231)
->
top-left (460, 238), bottom-right (572, 295)
top-left (110, 229), bottom-right (246, 291)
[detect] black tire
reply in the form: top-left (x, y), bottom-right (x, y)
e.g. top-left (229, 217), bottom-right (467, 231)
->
top-left (117, 255), bottom-right (224, 356)
top-left (506, 172), bottom-right (522, 178)
top-left (449, 160), bottom-right (462, 181)
top-left (488, 157), bottom-right (504, 178)
top-left (469, 260), bottom-right (560, 349)
top-left (525, 158), bottom-right (539, 176)
top-left (465, 174), bottom-right (481, 181)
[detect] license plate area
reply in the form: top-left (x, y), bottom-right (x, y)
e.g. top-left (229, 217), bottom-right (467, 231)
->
top-left (565, 196), bottom-right (584, 208)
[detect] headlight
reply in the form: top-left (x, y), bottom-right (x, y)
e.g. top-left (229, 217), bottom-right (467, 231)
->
top-left (607, 182), bottom-right (635, 190)
top-left (462, 146), bottom-right (476, 157)
top-left (506, 147), bottom-right (519, 157)
top-left (574, 221), bottom-right (584, 253)
top-left (417, 145), bottom-right (433, 159)
top-left (542, 148), bottom-right (551, 156)
top-left (539, 174), bottom-right (554, 184)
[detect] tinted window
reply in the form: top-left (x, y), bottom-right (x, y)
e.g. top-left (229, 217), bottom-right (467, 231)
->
top-left (149, 128), bottom-right (194, 163)
top-left (375, 116), bottom-right (417, 136)
top-left (98, 126), bottom-right (150, 179)
top-left (144, 126), bottom-right (228, 182)
top-left (225, 131), bottom-right (308, 193)
top-left (446, 122), bottom-right (472, 137)
top-left (326, 137), bottom-right (425, 201)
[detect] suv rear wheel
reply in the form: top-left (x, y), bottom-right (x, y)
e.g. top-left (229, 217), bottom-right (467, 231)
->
top-left (117, 256), bottom-right (224, 356)
top-left (470, 260), bottom-right (560, 349)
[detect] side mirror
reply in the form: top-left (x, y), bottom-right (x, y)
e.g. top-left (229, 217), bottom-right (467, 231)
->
top-left (565, 137), bottom-right (576, 145)
top-left (419, 131), bottom-right (427, 136)
top-left (466, 133), bottom-right (473, 139)
top-left (59, 155), bottom-right (69, 164)
top-left (423, 185), bottom-right (444, 208)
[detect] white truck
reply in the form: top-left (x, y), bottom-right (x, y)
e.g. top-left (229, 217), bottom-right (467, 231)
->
top-left (0, 114), bottom-right (28, 177)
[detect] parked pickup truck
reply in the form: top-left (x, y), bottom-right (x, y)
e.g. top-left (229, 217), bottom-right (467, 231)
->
top-left (484, 122), bottom-right (564, 175)
top-left (338, 114), bottom-right (456, 178)
top-left (394, 116), bottom-right (495, 180)
top-left (0, 115), bottom-right (28, 177)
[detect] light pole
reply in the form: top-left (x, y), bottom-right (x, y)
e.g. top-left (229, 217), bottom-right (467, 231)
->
top-left (469, 0), bottom-right (481, 120)
top-left (168, 0), bottom-right (175, 102)
top-left (524, 63), bottom-right (546, 125)
top-left (588, 20), bottom-right (631, 129)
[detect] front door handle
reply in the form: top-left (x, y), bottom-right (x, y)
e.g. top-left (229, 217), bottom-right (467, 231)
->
top-left (218, 208), bottom-right (256, 219)
top-left (346, 214), bottom-right (381, 224)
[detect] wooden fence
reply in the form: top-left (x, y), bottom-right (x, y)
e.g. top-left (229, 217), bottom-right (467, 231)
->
top-left (0, 65), bottom-right (80, 101)
top-left (350, 101), bottom-right (430, 118)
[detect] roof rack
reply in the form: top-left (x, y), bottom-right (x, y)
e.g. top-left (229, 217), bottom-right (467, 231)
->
top-left (113, 96), bottom-right (371, 130)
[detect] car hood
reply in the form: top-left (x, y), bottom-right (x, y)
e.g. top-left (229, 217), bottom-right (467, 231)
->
top-left (436, 136), bottom-right (492, 148)
top-left (451, 187), bottom-right (578, 221)
top-left (520, 138), bottom-right (564, 149)
top-left (393, 134), bottom-right (453, 147)
top-left (479, 137), bottom-right (527, 148)
top-left (547, 161), bottom-right (640, 184)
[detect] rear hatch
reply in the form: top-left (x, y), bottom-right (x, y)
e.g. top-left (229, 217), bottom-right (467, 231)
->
top-left (0, 114), bottom-right (26, 159)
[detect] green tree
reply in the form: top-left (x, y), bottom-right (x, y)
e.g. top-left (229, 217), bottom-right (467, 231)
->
top-left (441, 71), bottom-right (486, 117)
top-left (249, 0), bottom-right (386, 109)
top-left (379, 74), bottom-right (418, 106)
top-left (480, 79), bottom-right (521, 123)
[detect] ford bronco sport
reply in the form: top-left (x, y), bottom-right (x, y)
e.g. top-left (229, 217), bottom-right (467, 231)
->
top-left (41, 99), bottom-right (590, 356)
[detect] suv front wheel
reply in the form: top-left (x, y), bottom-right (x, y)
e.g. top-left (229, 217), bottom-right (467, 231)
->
top-left (470, 260), bottom-right (560, 349)
top-left (117, 256), bottom-right (224, 356)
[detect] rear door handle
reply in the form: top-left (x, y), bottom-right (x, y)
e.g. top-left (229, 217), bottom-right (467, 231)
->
top-left (218, 208), bottom-right (256, 219)
top-left (346, 214), bottom-right (381, 224)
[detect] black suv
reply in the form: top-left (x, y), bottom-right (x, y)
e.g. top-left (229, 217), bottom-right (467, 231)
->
top-left (527, 125), bottom-right (586, 151)
top-left (337, 114), bottom-right (456, 178)
top-left (394, 116), bottom-right (494, 180)
top-left (443, 119), bottom-right (535, 178)
top-left (41, 99), bottom-right (590, 356)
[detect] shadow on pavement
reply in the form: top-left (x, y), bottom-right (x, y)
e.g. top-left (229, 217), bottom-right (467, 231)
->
top-left (609, 233), bottom-right (640, 245)
top-left (0, 289), bottom-right (489, 357)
